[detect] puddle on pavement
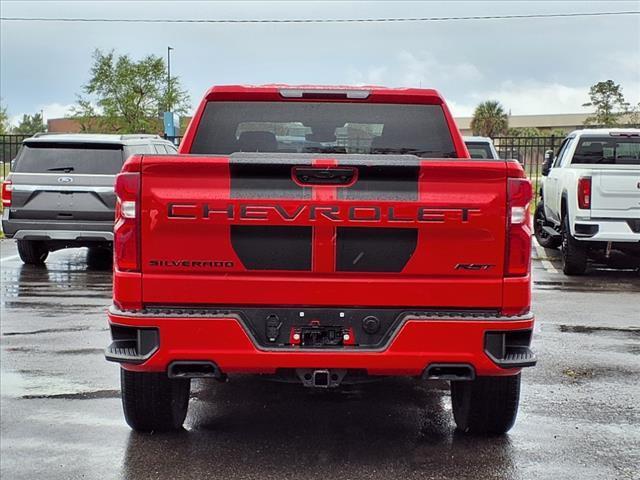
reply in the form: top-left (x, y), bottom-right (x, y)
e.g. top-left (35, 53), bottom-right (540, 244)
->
top-left (55, 348), bottom-right (105, 356)
top-left (0, 370), bottom-right (115, 400)
top-left (22, 389), bottom-right (120, 400)
top-left (561, 365), bottom-right (638, 382)
top-left (558, 324), bottom-right (640, 336)
top-left (1, 261), bottom-right (112, 300)
top-left (534, 280), bottom-right (640, 293)
top-left (2, 326), bottom-right (90, 336)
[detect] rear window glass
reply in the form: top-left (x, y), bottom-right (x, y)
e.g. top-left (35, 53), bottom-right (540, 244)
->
top-left (14, 143), bottom-right (125, 174)
top-left (191, 101), bottom-right (457, 158)
top-left (572, 137), bottom-right (640, 165)
top-left (465, 142), bottom-right (495, 159)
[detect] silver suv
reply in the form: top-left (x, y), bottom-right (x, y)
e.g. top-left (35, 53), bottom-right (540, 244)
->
top-left (1, 133), bottom-right (177, 265)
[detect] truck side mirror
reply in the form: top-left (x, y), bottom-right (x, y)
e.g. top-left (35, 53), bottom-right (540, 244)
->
top-left (541, 150), bottom-right (554, 176)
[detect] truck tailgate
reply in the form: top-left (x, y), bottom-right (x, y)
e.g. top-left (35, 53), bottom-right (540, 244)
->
top-left (590, 168), bottom-right (640, 218)
top-left (139, 154), bottom-right (508, 309)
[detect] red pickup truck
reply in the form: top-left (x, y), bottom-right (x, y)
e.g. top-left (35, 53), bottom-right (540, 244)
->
top-left (106, 85), bottom-right (536, 434)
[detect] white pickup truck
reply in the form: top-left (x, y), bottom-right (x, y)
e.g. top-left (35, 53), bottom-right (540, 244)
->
top-left (534, 128), bottom-right (640, 275)
top-left (463, 136), bottom-right (499, 159)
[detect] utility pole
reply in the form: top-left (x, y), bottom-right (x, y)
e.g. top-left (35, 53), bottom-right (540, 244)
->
top-left (167, 46), bottom-right (173, 112)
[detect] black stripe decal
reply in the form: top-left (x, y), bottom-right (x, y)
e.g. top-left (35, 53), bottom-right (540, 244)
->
top-left (336, 227), bottom-right (418, 272)
top-left (230, 163), bottom-right (310, 199)
top-left (338, 164), bottom-right (419, 201)
top-left (231, 225), bottom-right (312, 271)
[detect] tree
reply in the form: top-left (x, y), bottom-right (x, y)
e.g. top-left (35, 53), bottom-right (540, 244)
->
top-left (73, 49), bottom-right (190, 133)
top-left (0, 100), bottom-right (9, 134)
top-left (625, 102), bottom-right (640, 127)
top-left (470, 100), bottom-right (508, 138)
top-left (507, 127), bottom-right (544, 137)
top-left (12, 112), bottom-right (46, 135)
top-left (582, 80), bottom-right (630, 127)
top-left (507, 127), bottom-right (567, 138)
top-left (68, 97), bottom-right (103, 133)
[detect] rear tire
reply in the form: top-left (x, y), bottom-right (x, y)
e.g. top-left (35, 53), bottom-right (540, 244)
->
top-left (533, 203), bottom-right (561, 249)
top-left (451, 374), bottom-right (521, 435)
top-left (16, 240), bottom-right (48, 265)
top-left (86, 246), bottom-right (113, 269)
top-left (120, 369), bottom-right (190, 432)
top-left (561, 215), bottom-right (588, 275)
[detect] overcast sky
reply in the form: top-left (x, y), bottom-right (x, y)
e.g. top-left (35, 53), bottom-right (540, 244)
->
top-left (1, 0), bottom-right (639, 125)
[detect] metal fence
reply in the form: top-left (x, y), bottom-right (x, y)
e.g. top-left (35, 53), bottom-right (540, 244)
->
top-left (1, 134), bottom-right (30, 178)
top-left (493, 135), bottom-right (564, 203)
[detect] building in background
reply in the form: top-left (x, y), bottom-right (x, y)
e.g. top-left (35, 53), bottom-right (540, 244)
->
top-left (455, 113), bottom-right (593, 136)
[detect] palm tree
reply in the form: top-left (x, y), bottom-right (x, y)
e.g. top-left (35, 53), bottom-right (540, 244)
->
top-left (470, 100), bottom-right (508, 138)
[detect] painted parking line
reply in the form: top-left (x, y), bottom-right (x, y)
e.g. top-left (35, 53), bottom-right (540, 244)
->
top-left (533, 241), bottom-right (559, 274)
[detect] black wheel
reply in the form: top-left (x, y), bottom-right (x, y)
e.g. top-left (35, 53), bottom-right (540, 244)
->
top-left (533, 203), bottom-right (561, 249)
top-left (16, 240), bottom-right (48, 265)
top-left (451, 374), bottom-right (521, 435)
top-left (561, 215), bottom-right (588, 275)
top-left (86, 246), bottom-right (113, 269)
top-left (120, 369), bottom-right (190, 432)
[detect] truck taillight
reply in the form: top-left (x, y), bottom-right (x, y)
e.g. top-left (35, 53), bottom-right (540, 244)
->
top-left (114, 172), bottom-right (140, 272)
top-left (1, 180), bottom-right (12, 207)
top-left (506, 177), bottom-right (533, 277)
top-left (577, 176), bottom-right (591, 210)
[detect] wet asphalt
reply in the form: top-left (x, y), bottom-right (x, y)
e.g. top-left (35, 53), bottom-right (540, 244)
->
top-left (0, 239), bottom-right (638, 480)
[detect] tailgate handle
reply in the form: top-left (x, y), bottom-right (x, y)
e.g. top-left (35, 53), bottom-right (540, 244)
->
top-left (293, 167), bottom-right (356, 185)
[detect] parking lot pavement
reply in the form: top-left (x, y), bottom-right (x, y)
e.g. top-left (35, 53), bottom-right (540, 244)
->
top-left (1, 239), bottom-right (639, 480)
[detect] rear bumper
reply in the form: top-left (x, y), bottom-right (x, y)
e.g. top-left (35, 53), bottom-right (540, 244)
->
top-left (573, 217), bottom-right (640, 242)
top-left (106, 307), bottom-right (536, 377)
top-left (2, 214), bottom-right (113, 241)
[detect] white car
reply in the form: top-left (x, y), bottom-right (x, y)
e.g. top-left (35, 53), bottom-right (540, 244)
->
top-left (534, 128), bottom-right (640, 274)
top-left (463, 136), bottom-right (499, 159)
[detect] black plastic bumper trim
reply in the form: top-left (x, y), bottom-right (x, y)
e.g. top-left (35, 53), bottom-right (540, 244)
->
top-left (104, 325), bottom-right (159, 364)
top-left (108, 305), bottom-right (534, 355)
top-left (484, 329), bottom-right (537, 368)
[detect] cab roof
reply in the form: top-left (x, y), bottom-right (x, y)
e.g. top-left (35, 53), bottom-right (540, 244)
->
top-left (463, 136), bottom-right (495, 144)
top-left (568, 128), bottom-right (640, 138)
top-left (203, 85), bottom-right (445, 104)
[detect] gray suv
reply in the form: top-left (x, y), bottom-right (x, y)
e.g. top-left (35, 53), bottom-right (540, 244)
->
top-left (1, 133), bottom-right (177, 265)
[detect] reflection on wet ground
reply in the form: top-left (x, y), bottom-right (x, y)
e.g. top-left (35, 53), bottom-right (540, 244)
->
top-left (1, 241), bottom-right (639, 480)
top-left (120, 377), bottom-right (518, 480)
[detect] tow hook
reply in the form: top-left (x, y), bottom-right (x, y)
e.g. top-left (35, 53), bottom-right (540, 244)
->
top-left (605, 241), bottom-right (612, 259)
top-left (296, 369), bottom-right (347, 388)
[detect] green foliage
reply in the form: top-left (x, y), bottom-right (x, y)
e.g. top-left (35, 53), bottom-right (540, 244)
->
top-left (626, 102), bottom-right (640, 127)
top-left (506, 127), bottom-right (567, 138)
top-left (582, 80), bottom-right (630, 127)
top-left (507, 127), bottom-right (544, 137)
top-left (470, 100), bottom-right (508, 138)
top-left (72, 49), bottom-right (190, 133)
top-left (12, 112), bottom-right (46, 135)
top-left (0, 100), bottom-right (9, 134)
top-left (547, 128), bottom-right (569, 138)
top-left (68, 97), bottom-right (104, 133)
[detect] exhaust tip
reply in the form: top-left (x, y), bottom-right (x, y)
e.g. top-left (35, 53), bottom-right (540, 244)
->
top-left (168, 361), bottom-right (224, 380)
top-left (423, 363), bottom-right (475, 381)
